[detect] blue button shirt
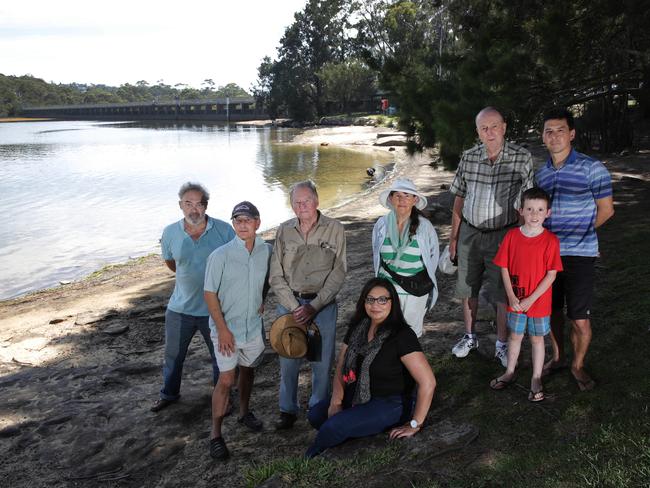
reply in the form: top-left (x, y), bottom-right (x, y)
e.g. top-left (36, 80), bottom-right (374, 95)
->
top-left (161, 216), bottom-right (235, 316)
top-left (204, 236), bottom-right (272, 343)
top-left (536, 149), bottom-right (612, 257)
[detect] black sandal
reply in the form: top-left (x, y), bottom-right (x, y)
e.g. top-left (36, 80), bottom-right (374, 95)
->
top-left (210, 437), bottom-right (230, 460)
top-left (489, 376), bottom-right (516, 390)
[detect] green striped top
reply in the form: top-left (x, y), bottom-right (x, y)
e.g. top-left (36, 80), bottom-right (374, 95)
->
top-left (378, 236), bottom-right (425, 295)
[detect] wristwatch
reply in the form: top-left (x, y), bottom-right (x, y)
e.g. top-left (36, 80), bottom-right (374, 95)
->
top-left (409, 419), bottom-right (420, 429)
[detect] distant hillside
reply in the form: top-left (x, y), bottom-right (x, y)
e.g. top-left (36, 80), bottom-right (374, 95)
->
top-left (0, 74), bottom-right (250, 117)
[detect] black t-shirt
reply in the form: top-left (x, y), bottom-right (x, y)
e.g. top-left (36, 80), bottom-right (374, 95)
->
top-left (343, 325), bottom-right (422, 398)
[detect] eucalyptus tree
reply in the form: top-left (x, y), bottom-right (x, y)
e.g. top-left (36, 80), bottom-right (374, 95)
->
top-left (352, 0), bottom-right (459, 162)
top-left (318, 59), bottom-right (376, 114)
top-left (353, 0), bottom-right (649, 166)
top-left (254, 0), bottom-right (354, 120)
top-left (215, 83), bottom-right (249, 98)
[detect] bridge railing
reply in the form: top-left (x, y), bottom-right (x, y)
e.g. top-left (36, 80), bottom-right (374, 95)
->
top-left (22, 97), bottom-right (257, 111)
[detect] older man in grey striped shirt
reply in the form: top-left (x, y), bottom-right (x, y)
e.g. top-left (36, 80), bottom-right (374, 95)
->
top-left (448, 107), bottom-right (534, 367)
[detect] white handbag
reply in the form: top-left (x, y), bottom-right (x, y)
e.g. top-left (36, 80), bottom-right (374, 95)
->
top-left (438, 245), bottom-right (458, 275)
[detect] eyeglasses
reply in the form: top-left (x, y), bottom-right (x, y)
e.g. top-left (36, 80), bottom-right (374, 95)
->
top-left (181, 200), bottom-right (206, 209)
top-left (364, 296), bottom-right (392, 305)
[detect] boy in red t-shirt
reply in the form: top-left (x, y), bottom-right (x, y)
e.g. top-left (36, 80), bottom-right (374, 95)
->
top-left (490, 187), bottom-right (563, 402)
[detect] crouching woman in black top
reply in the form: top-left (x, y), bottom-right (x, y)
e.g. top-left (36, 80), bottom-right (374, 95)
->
top-left (305, 277), bottom-right (436, 458)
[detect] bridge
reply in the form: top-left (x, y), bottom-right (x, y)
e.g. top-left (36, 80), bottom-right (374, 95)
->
top-left (20, 97), bottom-right (268, 122)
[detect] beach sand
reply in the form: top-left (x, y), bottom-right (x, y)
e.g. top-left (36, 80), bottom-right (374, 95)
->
top-left (0, 126), bottom-right (647, 487)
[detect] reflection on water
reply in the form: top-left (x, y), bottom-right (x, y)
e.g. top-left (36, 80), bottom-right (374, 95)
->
top-left (0, 120), bottom-right (393, 300)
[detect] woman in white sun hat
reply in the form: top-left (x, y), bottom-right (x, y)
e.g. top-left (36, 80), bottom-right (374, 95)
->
top-left (372, 178), bottom-right (439, 337)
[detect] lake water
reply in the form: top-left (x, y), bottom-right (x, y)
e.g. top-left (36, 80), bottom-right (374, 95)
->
top-left (0, 120), bottom-right (392, 300)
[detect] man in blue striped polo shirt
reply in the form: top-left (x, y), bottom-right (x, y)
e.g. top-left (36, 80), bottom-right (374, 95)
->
top-left (536, 108), bottom-right (614, 391)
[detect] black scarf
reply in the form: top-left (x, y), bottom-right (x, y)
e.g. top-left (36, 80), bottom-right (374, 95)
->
top-left (342, 318), bottom-right (391, 405)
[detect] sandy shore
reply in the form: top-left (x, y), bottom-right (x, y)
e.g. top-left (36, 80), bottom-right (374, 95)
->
top-left (1, 126), bottom-right (647, 487)
top-left (0, 117), bottom-right (54, 123)
top-left (0, 125), bottom-right (459, 487)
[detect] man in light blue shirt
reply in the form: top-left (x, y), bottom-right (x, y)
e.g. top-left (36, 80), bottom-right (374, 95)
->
top-left (151, 182), bottom-right (235, 413)
top-left (204, 201), bottom-right (272, 460)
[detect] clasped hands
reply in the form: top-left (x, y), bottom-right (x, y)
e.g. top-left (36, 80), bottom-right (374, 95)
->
top-left (508, 295), bottom-right (534, 312)
top-left (293, 303), bottom-right (316, 325)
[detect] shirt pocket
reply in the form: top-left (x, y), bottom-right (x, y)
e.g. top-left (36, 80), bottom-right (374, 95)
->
top-left (310, 242), bottom-right (337, 273)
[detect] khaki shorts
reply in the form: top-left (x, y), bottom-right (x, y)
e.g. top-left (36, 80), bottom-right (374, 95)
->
top-left (455, 221), bottom-right (508, 303)
top-left (211, 330), bottom-right (265, 372)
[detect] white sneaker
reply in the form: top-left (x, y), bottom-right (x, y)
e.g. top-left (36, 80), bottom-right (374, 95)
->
top-left (495, 344), bottom-right (508, 368)
top-left (452, 334), bottom-right (478, 358)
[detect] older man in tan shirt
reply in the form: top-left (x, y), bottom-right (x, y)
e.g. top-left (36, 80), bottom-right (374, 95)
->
top-left (269, 180), bottom-right (347, 430)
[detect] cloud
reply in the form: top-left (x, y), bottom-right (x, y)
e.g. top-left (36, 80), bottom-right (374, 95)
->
top-left (0, 0), bottom-right (306, 88)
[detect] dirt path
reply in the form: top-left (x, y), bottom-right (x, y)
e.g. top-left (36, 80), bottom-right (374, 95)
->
top-left (1, 130), bottom-right (647, 487)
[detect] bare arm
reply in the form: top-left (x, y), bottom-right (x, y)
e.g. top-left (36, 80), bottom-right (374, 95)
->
top-left (518, 269), bottom-right (558, 312)
top-left (389, 351), bottom-right (436, 439)
top-left (328, 344), bottom-right (348, 418)
top-left (449, 196), bottom-right (464, 260)
top-left (500, 266), bottom-right (521, 312)
top-left (595, 196), bottom-right (614, 228)
top-left (164, 259), bottom-right (176, 272)
top-left (204, 291), bottom-right (235, 356)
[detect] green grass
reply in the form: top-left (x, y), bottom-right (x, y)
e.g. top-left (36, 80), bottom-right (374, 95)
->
top-left (319, 112), bottom-right (400, 128)
top-left (244, 445), bottom-right (401, 488)
top-left (366, 114), bottom-right (399, 127)
top-left (246, 176), bottom-right (650, 487)
top-left (435, 188), bottom-right (650, 488)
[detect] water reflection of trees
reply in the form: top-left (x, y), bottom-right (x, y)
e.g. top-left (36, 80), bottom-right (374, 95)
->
top-left (254, 129), bottom-right (394, 207)
top-left (100, 121), bottom-right (231, 132)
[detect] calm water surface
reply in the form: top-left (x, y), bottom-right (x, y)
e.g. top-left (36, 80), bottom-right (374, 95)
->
top-left (0, 120), bottom-right (392, 299)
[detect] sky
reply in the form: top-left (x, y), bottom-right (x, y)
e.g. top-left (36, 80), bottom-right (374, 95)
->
top-left (0, 0), bottom-right (307, 91)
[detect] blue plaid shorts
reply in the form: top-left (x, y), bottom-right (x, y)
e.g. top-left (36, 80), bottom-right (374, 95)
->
top-left (507, 312), bottom-right (550, 336)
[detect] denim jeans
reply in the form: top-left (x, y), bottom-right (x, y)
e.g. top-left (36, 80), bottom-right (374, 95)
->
top-left (278, 299), bottom-right (337, 414)
top-left (305, 393), bottom-right (412, 458)
top-left (160, 309), bottom-right (219, 401)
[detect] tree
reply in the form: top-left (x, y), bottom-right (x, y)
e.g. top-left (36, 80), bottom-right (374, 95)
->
top-left (82, 86), bottom-right (122, 104)
top-left (215, 83), bottom-right (249, 98)
top-left (116, 82), bottom-right (151, 102)
top-left (353, 0), bottom-right (649, 167)
top-left (254, 0), bottom-right (353, 121)
top-left (252, 56), bottom-right (281, 117)
top-left (202, 79), bottom-right (216, 96)
top-left (0, 74), bottom-right (256, 116)
top-left (318, 59), bottom-right (376, 114)
top-left (179, 87), bottom-right (201, 99)
top-left (354, 1), bottom-right (458, 161)
top-left (151, 80), bottom-right (175, 101)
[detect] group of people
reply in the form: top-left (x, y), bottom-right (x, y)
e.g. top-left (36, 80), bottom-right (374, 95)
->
top-left (448, 107), bottom-right (613, 400)
top-left (148, 105), bottom-right (614, 461)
